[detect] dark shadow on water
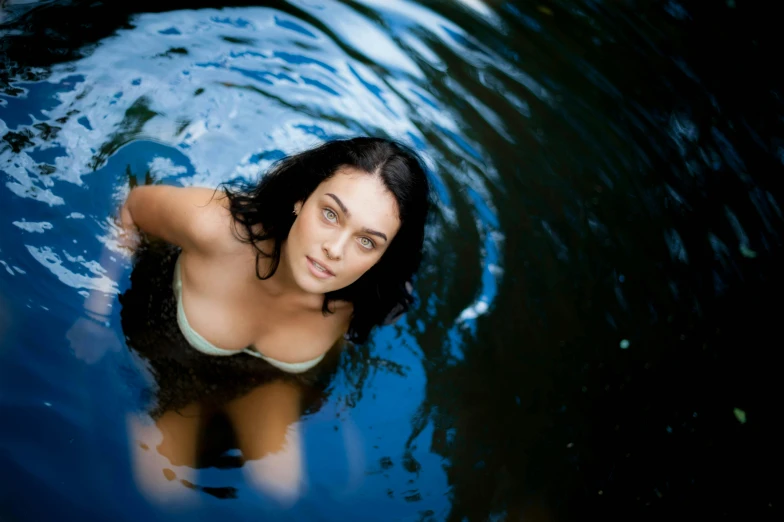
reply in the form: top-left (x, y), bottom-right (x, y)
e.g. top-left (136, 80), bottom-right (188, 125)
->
top-left (400, 1), bottom-right (784, 520)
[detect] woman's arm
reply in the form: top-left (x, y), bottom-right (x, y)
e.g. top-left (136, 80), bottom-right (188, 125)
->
top-left (84, 186), bottom-right (225, 317)
top-left (68, 185), bottom-right (229, 363)
top-left (120, 185), bottom-right (230, 252)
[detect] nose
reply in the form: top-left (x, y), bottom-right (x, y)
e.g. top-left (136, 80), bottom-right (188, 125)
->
top-left (323, 233), bottom-right (348, 261)
top-left (323, 243), bottom-right (341, 261)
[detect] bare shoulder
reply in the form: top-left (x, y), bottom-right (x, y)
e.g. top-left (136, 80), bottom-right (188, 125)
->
top-left (125, 184), bottom-right (239, 254)
top-left (326, 299), bottom-right (354, 337)
top-left (177, 185), bottom-right (231, 211)
top-left (177, 186), bottom-right (239, 253)
top-left (301, 298), bottom-right (353, 341)
top-left (299, 301), bottom-right (354, 358)
top-left (327, 299), bottom-right (354, 316)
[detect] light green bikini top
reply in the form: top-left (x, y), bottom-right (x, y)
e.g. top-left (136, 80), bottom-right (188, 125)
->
top-left (173, 256), bottom-right (325, 374)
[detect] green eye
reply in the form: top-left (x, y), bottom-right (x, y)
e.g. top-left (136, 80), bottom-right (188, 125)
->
top-left (359, 237), bottom-right (375, 249)
top-left (323, 209), bottom-right (337, 222)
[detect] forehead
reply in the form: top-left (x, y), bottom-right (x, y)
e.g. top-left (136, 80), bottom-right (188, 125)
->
top-left (315, 167), bottom-right (400, 228)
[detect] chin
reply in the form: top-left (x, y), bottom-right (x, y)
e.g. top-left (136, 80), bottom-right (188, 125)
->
top-left (290, 261), bottom-right (334, 294)
top-left (302, 273), bottom-right (350, 295)
top-left (308, 281), bottom-right (333, 295)
top-left (292, 272), bottom-right (323, 294)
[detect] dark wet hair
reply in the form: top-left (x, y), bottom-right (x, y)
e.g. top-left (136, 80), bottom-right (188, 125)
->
top-left (222, 137), bottom-right (432, 343)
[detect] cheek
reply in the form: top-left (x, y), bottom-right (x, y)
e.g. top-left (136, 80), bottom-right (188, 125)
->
top-left (293, 214), bottom-right (317, 243)
top-left (344, 254), bottom-right (380, 279)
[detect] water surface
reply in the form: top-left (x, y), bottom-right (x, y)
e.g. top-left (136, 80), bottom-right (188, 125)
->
top-left (1, 0), bottom-right (781, 520)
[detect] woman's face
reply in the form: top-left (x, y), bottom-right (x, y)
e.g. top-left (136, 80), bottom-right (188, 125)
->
top-left (283, 167), bottom-right (401, 295)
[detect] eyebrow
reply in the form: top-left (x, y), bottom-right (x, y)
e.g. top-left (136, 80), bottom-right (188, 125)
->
top-left (326, 193), bottom-right (388, 242)
top-left (326, 193), bottom-right (350, 217)
top-left (362, 227), bottom-right (388, 242)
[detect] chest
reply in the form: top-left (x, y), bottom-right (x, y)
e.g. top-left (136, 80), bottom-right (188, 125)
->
top-left (177, 257), bottom-right (346, 362)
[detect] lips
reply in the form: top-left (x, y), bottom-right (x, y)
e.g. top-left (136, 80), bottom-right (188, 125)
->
top-left (306, 256), bottom-right (335, 278)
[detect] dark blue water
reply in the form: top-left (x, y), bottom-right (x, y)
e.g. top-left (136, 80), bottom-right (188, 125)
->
top-left (1, 0), bottom-right (782, 520)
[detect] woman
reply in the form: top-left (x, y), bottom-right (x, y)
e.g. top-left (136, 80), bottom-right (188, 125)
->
top-left (74, 137), bottom-right (431, 502)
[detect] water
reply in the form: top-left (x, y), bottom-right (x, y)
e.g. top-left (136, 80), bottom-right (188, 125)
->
top-left (1, 0), bottom-right (782, 520)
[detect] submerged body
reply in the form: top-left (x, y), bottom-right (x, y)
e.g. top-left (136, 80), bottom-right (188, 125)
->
top-left (71, 137), bottom-right (431, 503)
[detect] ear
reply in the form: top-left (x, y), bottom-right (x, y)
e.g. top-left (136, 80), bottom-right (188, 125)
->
top-left (293, 201), bottom-right (303, 215)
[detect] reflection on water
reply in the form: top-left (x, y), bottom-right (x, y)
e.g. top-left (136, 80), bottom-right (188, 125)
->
top-left (117, 237), bottom-right (341, 505)
top-left (1, 0), bottom-right (782, 520)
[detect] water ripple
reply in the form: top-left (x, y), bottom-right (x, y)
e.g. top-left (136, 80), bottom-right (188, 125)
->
top-left (4, 0), bottom-right (782, 519)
